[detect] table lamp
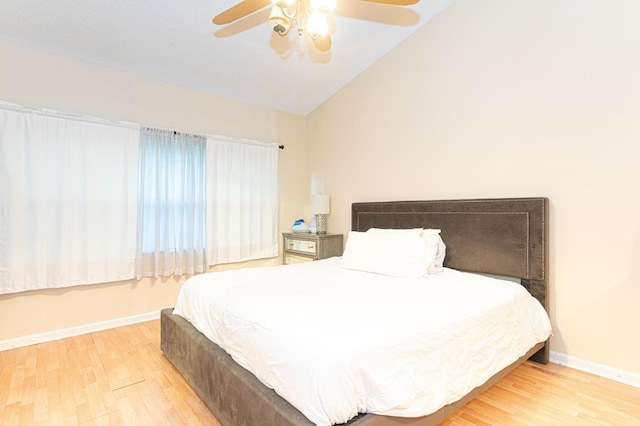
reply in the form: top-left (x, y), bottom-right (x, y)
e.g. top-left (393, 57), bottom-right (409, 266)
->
top-left (311, 194), bottom-right (330, 234)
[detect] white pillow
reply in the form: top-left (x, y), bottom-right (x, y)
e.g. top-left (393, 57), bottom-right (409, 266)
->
top-left (341, 231), bottom-right (434, 278)
top-left (421, 229), bottom-right (446, 274)
top-left (366, 227), bottom-right (447, 275)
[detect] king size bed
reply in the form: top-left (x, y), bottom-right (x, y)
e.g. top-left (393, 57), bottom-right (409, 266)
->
top-left (161, 197), bottom-right (551, 425)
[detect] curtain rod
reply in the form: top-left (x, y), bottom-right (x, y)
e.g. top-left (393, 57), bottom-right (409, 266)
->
top-left (170, 130), bottom-right (285, 149)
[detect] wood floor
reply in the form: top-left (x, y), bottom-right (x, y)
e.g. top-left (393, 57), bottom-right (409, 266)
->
top-left (1, 320), bottom-right (638, 426)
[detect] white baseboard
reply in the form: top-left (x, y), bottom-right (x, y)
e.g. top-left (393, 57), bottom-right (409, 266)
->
top-left (550, 351), bottom-right (640, 389)
top-left (0, 310), bottom-right (161, 352)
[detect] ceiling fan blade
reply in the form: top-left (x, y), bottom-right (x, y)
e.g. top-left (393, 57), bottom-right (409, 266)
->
top-left (214, 8), bottom-right (271, 38)
top-left (313, 34), bottom-right (332, 51)
top-left (359, 0), bottom-right (419, 5)
top-left (213, 0), bottom-right (273, 25)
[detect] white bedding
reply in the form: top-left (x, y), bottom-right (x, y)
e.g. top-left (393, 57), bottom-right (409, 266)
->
top-left (173, 257), bottom-right (552, 426)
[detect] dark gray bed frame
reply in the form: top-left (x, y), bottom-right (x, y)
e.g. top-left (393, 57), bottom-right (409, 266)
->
top-left (161, 197), bottom-right (549, 426)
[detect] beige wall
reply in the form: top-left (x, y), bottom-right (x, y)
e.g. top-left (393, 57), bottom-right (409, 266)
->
top-left (306, 0), bottom-right (640, 375)
top-left (0, 40), bottom-right (308, 340)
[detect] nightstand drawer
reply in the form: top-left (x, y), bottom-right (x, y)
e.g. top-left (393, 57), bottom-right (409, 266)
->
top-left (286, 238), bottom-right (316, 255)
top-left (284, 253), bottom-right (315, 264)
top-left (282, 232), bottom-right (343, 265)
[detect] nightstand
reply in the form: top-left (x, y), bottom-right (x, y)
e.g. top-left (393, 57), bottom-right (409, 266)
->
top-left (282, 233), bottom-right (344, 265)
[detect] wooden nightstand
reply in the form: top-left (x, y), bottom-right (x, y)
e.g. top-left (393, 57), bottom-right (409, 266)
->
top-left (282, 233), bottom-right (344, 265)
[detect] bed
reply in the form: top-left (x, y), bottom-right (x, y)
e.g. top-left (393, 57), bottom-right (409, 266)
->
top-left (161, 197), bottom-right (550, 426)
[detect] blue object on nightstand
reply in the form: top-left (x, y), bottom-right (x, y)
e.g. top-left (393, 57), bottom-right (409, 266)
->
top-left (292, 219), bottom-right (309, 233)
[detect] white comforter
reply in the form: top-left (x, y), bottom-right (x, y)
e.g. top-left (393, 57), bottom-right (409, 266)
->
top-left (173, 257), bottom-right (552, 426)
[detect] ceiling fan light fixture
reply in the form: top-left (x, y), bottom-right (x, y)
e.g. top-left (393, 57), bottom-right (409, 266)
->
top-left (269, 6), bottom-right (292, 35)
top-left (306, 11), bottom-right (329, 38)
top-left (214, 0), bottom-right (419, 51)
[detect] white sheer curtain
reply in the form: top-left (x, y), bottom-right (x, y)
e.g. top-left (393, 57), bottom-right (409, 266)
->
top-left (0, 102), bottom-right (279, 294)
top-left (136, 128), bottom-right (207, 278)
top-left (0, 103), bottom-right (139, 295)
top-left (206, 135), bottom-right (279, 265)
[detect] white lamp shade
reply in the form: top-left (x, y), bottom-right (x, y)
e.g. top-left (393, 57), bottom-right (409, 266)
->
top-left (311, 194), bottom-right (330, 215)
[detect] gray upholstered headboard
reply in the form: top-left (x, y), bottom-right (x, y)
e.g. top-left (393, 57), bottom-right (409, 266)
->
top-left (352, 197), bottom-right (549, 362)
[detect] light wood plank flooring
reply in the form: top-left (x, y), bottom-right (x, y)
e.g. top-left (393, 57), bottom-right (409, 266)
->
top-left (1, 320), bottom-right (638, 425)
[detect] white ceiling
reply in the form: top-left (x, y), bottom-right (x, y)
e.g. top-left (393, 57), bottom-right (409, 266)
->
top-left (0, 0), bottom-right (455, 116)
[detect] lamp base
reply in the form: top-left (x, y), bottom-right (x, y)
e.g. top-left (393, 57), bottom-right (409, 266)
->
top-left (316, 214), bottom-right (327, 234)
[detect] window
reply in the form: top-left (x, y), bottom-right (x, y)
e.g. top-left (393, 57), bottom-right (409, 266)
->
top-left (136, 131), bottom-right (279, 278)
top-left (135, 128), bottom-right (207, 278)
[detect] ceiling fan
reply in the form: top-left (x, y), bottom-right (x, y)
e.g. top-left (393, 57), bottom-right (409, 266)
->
top-left (212, 0), bottom-right (420, 52)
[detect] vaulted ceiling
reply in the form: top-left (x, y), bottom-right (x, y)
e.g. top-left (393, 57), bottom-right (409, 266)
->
top-left (0, 0), bottom-right (455, 116)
